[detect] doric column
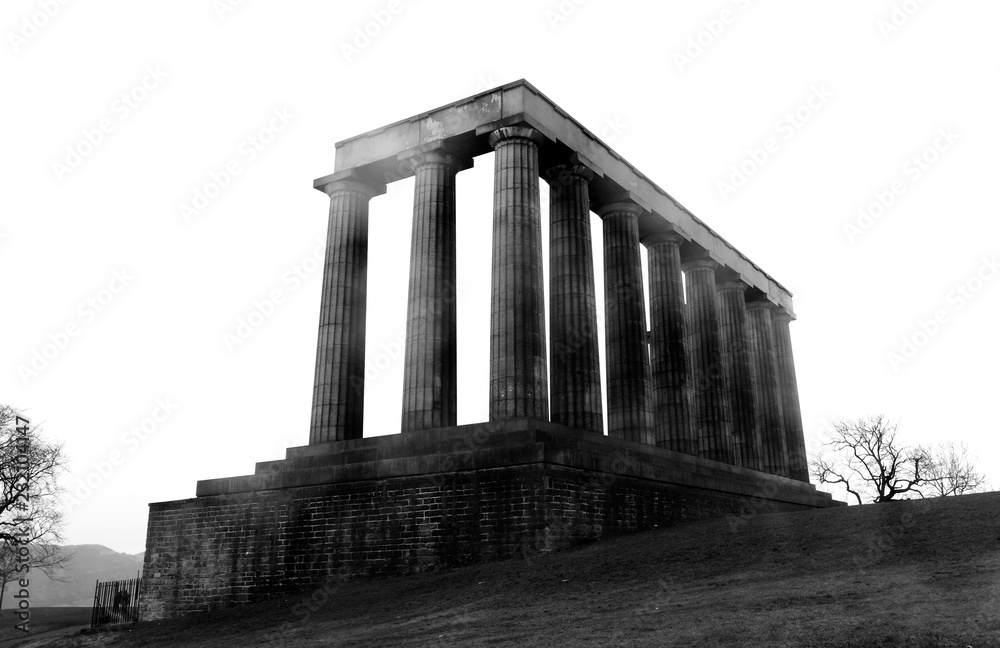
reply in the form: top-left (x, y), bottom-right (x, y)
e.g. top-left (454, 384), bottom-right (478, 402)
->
top-left (773, 310), bottom-right (809, 482)
top-left (488, 127), bottom-right (549, 422)
top-left (745, 300), bottom-right (788, 476)
top-left (716, 275), bottom-right (764, 471)
top-left (400, 150), bottom-right (471, 432)
top-left (644, 229), bottom-right (694, 453)
top-left (309, 175), bottom-right (386, 444)
top-left (682, 254), bottom-right (734, 463)
top-left (598, 201), bottom-right (653, 444)
top-left (545, 163), bottom-right (603, 434)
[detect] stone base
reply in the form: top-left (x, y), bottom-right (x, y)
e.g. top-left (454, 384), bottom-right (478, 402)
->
top-left (140, 419), bottom-right (842, 619)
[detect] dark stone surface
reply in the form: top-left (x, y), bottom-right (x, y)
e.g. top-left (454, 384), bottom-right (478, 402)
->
top-left (400, 151), bottom-right (466, 432)
top-left (646, 232), bottom-right (694, 454)
top-left (682, 256), bottom-right (735, 464)
top-left (774, 312), bottom-right (810, 483)
top-left (546, 163), bottom-right (603, 434)
top-left (144, 420), bottom-right (842, 620)
top-left (487, 127), bottom-right (549, 422)
top-left (746, 301), bottom-right (790, 477)
top-left (598, 202), bottom-right (653, 444)
top-left (309, 177), bottom-right (385, 444)
top-left (717, 279), bottom-right (764, 471)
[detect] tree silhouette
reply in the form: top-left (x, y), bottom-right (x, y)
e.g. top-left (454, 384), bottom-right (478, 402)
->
top-left (923, 441), bottom-right (987, 497)
top-left (811, 415), bottom-right (929, 505)
top-left (0, 405), bottom-right (69, 612)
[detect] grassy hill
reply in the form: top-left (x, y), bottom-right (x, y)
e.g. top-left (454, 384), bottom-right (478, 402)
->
top-left (42, 492), bottom-right (1000, 647)
top-left (0, 608), bottom-right (90, 648)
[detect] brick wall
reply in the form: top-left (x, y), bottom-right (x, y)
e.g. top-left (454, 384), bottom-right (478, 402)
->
top-left (141, 462), bottom-right (815, 620)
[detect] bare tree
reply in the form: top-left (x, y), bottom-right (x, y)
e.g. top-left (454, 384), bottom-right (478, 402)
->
top-left (0, 405), bottom-right (70, 612)
top-left (923, 441), bottom-right (987, 497)
top-left (811, 415), bottom-right (930, 505)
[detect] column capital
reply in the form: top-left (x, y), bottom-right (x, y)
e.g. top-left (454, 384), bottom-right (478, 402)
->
top-left (595, 200), bottom-right (644, 218)
top-left (772, 308), bottom-right (796, 323)
top-left (745, 298), bottom-right (777, 312)
top-left (314, 171), bottom-right (387, 199)
top-left (543, 163), bottom-right (594, 184)
top-left (715, 268), bottom-right (749, 293)
top-left (488, 126), bottom-right (545, 149)
top-left (717, 280), bottom-right (748, 294)
top-left (641, 228), bottom-right (685, 247)
top-left (681, 256), bottom-right (719, 272)
top-left (398, 145), bottom-right (474, 173)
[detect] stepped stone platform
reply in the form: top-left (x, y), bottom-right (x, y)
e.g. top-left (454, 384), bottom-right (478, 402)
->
top-left (141, 419), bottom-right (840, 619)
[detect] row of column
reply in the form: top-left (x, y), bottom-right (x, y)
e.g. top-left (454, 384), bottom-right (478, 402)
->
top-left (308, 126), bottom-right (808, 482)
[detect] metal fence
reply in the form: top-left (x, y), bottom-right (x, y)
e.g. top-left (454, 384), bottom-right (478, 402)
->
top-left (91, 574), bottom-right (142, 628)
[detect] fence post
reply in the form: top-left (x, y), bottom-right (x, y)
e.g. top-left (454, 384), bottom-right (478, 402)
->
top-left (90, 580), bottom-right (99, 628)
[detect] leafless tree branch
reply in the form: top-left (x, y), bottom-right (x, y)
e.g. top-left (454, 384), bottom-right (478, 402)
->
top-left (812, 415), bottom-right (934, 504)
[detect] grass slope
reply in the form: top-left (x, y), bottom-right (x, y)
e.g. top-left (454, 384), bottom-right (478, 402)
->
top-left (0, 608), bottom-right (90, 648)
top-left (49, 492), bottom-right (1000, 647)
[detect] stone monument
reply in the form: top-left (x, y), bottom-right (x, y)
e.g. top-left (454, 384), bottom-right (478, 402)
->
top-left (140, 80), bottom-right (842, 620)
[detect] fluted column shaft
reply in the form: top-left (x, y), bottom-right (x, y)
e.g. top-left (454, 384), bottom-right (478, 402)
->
top-left (546, 164), bottom-right (603, 434)
top-left (599, 202), bottom-right (653, 444)
top-left (646, 231), bottom-right (694, 453)
top-left (773, 312), bottom-right (809, 482)
top-left (310, 178), bottom-right (384, 444)
top-left (682, 256), bottom-right (734, 463)
top-left (717, 280), bottom-right (764, 471)
top-left (488, 127), bottom-right (549, 421)
top-left (746, 301), bottom-right (788, 476)
top-left (401, 151), bottom-right (467, 432)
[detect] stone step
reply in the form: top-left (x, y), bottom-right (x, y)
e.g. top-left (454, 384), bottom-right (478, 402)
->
top-left (196, 420), bottom-right (831, 508)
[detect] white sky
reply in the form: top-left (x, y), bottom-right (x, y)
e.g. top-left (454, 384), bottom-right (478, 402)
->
top-left (2, 0), bottom-right (997, 554)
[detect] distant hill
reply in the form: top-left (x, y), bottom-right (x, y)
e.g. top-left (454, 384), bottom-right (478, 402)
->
top-left (1, 545), bottom-right (144, 608)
